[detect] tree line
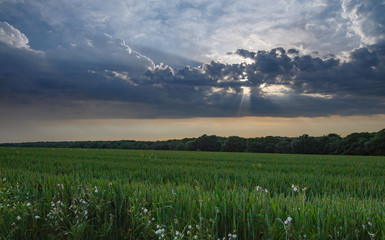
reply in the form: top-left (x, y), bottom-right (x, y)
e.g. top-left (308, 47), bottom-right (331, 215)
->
top-left (1, 129), bottom-right (384, 156)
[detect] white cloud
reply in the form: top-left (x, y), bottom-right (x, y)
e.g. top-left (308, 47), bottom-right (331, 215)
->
top-left (205, 50), bottom-right (255, 65)
top-left (105, 70), bottom-right (138, 86)
top-left (0, 22), bottom-right (30, 49)
top-left (341, 0), bottom-right (385, 45)
top-left (1, 0), bottom-right (382, 65)
top-left (0, 0), bottom-right (358, 60)
top-left (49, 33), bottom-right (155, 72)
top-left (259, 83), bottom-right (293, 97)
top-left (300, 93), bottom-right (334, 99)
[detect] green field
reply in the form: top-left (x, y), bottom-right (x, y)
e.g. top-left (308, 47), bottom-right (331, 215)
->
top-left (0, 147), bottom-right (384, 239)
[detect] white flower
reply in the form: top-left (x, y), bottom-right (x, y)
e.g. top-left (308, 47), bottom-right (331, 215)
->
top-left (35, 216), bottom-right (40, 219)
top-left (143, 208), bottom-right (148, 213)
top-left (256, 186), bottom-right (261, 191)
top-left (26, 202), bottom-right (31, 206)
top-left (176, 231), bottom-right (180, 235)
top-left (194, 235), bottom-right (198, 239)
top-left (293, 187), bottom-right (298, 192)
top-left (232, 234), bottom-right (237, 238)
top-left (264, 189), bottom-right (268, 193)
top-left (155, 229), bottom-right (165, 235)
top-left (368, 221), bottom-right (372, 226)
top-left (16, 216), bottom-right (21, 221)
top-left (284, 216), bottom-right (292, 225)
top-left (228, 233), bottom-right (232, 237)
top-left (94, 187), bottom-right (98, 193)
top-left (187, 231), bottom-right (190, 235)
top-left (188, 225), bottom-right (192, 229)
top-left (292, 184), bottom-right (294, 188)
top-left (2, 178), bottom-right (6, 182)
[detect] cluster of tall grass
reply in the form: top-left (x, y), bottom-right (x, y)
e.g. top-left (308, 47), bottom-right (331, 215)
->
top-left (0, 147), bottom-right (384, 239)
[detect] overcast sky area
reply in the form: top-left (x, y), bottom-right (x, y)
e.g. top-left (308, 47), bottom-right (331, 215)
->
top-left (1, 0), bottom-right (385, 142)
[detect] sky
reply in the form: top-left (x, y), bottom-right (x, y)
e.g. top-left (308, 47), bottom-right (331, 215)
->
top-left (0, 0), bottom-right (385, 142)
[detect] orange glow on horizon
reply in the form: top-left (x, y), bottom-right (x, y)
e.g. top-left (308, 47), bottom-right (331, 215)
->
top-left (1, 115), bottom-right (384, 143)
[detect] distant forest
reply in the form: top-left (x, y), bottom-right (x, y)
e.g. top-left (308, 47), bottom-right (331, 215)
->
top-left (1, 129), bottom-right (384, 156)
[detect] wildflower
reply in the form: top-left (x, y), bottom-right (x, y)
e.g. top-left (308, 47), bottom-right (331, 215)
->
top-left (188, 225), bottom-right (192, 229)
top-left (368, 221), bottom-right (372, 226)
top-left (155, 229), bottom-right (165, 235)
top-left (264, 189), bottom-right (268, 193)
top-left (143, 208), bottom-right (148, 213)
top-left (94, 187), bottom-right (98, 193)
top-left (284, 216), bottom-right (292, 225)
top-left (35, 216), bottom-right (40, 219)
top-left (26, 202), bottom-right (31, 206)
top-left (2, 178), bottom-right (6, 182)
top-left (187, 230), bottom-right (190, 235)
top-left (176, 231), bottom-right (180, 236)
top-left (194, 235), bottom-right (198, 239)
top-left (16, 216), bottom-right (21, 221)
top-left (228, 233), bottom-right (232, 237)
top-left (256, 186), bottom-right (261, 191)
top-left (232, 234), bottom-right (237, 238)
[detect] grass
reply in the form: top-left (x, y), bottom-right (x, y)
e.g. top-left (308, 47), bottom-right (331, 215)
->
top-left (0, 147), bottom-right (384, 239)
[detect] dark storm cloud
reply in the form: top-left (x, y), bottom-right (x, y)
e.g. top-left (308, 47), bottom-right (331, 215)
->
top-left (1, 19), bottom-right (385, 119)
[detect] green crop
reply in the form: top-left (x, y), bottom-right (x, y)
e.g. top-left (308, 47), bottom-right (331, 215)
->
top-left (0, 147), bottom-right (384, 239)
